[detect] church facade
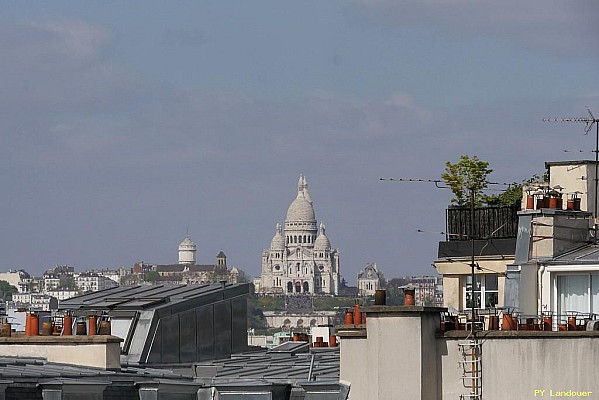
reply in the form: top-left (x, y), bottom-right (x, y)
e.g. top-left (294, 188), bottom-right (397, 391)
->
top-left (255, 176), bottom-right (340, 295)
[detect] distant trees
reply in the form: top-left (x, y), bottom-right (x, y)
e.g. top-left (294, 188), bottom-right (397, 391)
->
top-left (58, 276), bottom-right (77, 290)
top-left (382, 278), bottom-right (409, 306)
top-left (144, 270), bottom-right (160, 283)
top-left (0, 280), bottom-right (18, 301)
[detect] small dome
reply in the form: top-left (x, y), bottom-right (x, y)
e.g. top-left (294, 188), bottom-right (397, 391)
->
top-left (285, 176), bottom-right (316, 222)
top-left (314, 223), bottom-right (331, 250)
top-left (179, 236), bottom-right (196, 249)
top-left (270, 224), bottom-right (285, 249)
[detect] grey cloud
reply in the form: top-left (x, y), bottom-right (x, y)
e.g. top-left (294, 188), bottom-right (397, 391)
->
top-left (162, 28), bottom-right (205, 47)
top-left (0, 20), bottom-right (146, 116)
top-left (349, 0), bottom-right (599, 58)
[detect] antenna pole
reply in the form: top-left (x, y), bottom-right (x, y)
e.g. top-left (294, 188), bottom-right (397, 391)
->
top-left (470, 186), bottom-right (476, 335)
top-left (544, 108), bottom-right (599, 236)
top-left (595, 119), bottom-right (598, 234)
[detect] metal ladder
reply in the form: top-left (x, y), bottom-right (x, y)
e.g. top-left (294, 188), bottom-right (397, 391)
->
top-left (458, 339), bottom-right (482, 399)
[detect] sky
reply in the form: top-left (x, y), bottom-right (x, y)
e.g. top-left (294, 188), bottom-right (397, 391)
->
top-left (1, 1), bottom-right (599, 283)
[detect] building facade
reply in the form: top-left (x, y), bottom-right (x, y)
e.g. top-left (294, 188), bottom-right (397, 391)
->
top-left (256, 176), bottom-right (340, 295)
top-left (435, 159), bottom-right (599, 318)
top-left (434, 205), bottom-right (517, 311)
top-left (357, 263), bottom-right (383, 296)
top-left (75, 273), bottom-right (119, 293)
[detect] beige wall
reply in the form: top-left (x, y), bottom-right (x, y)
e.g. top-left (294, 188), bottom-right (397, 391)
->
top-left (339, 308), bottom-right (599, 400)
top-left (436, 258), bottom-right (511, 311)
top-left (339, 307), bottom-right (440, 400)
top-left (440, 271), bottom-right (508, 311)
top-left (529, 213), bottom-right (591, 259)
top-left (0, 336), bottom-right (122, 369)
top-left (442, 275), bottom-right (461, 309)
top-left (439, 334), bottom-right (599, 398)
top-left (548, 164), bottom-right (592, 213)
top-left (339, 333), bottom-right (368, 400)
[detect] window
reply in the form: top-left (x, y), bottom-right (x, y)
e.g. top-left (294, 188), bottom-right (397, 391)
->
top-left (464, 274), bottom-right (498, 310)
top-left (557, 274), bottom-right (599, 321)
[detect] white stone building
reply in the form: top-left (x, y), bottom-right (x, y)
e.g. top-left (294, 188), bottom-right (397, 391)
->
top-left (178, 236), bottom-right (196, 264)
top-left (75, 273), bottom-right (119, 293)
top-left (12, 293), bottom-right (58, 311)
top-left (357, 263), bottom-right (383, 296)
top-left (262, 310), bottom-right (336, 329)
top-left (256, 176), bottom-right (340, 295)
top-left (46, 289), bottom-right (80, 301)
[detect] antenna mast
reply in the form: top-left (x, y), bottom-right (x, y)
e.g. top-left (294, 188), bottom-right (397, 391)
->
top-left (544, 108), bottom-right (599, 232)
top-left (380, 177), bottom-right (508, 336)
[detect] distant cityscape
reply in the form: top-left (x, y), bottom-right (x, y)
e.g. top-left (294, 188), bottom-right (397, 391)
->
top-left (0, 262), bottom-right (443, 313)
top-left (0, 175), bottom-right (443, 318)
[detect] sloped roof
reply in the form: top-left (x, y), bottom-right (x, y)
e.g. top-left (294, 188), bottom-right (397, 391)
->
top-left (549, 243), bottom-right (599, 263)
top-left (357, 263), bottom-right (380, 280)
top-left (59, 283), bottom-right (247, 312)
top-left (194, 345), bottom-right (339, 385)
top-left (187, 264), bottom-right (217, 272)
top-left (156, 264), bottom-right (185, 273)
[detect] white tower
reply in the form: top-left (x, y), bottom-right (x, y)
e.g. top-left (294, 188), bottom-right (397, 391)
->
top-left (178, 235), bottom-right (196, 265)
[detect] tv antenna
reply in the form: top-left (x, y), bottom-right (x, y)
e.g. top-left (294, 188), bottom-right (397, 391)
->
top-left (381, 176), bottom-right (509, 338)
top-left (544, 107), bottom-right (599, 228)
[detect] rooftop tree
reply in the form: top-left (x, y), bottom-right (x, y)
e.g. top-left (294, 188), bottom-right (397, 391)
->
top-left (441, 155), bottom-right (493, 206)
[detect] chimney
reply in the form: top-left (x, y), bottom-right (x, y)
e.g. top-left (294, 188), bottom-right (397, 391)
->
top-left (518, 208), bottom-right (592, 261)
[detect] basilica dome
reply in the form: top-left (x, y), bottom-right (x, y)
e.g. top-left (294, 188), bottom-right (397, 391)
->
top-left (314, 223), bottom-right (331, 250)
top-left (270, 224), bottom-right (286, 249)
top-left (285, 175), bottom-right (316, 222)
top-left (286, 195), bottom-right (316, 222)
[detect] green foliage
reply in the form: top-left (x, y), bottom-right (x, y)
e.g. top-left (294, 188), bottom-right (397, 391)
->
top-left (483, 173), bottom-right (545, 208)
top-left (144, 270), bottom-right (160, 282)
top-left (483, 183), bottom-right (522, 207)
top-left (247, 295), bottom-right (268, 329)
top-left (313, 297), bottom-right (355, 311)
top-left (441, 155), bottom-right (493, 206)
top-left (58, 276), bottom-right (77, 290)
top-left (0, 280), bottom-right (18, 301)
top-left (254, 296), bottom-right (285, 311)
